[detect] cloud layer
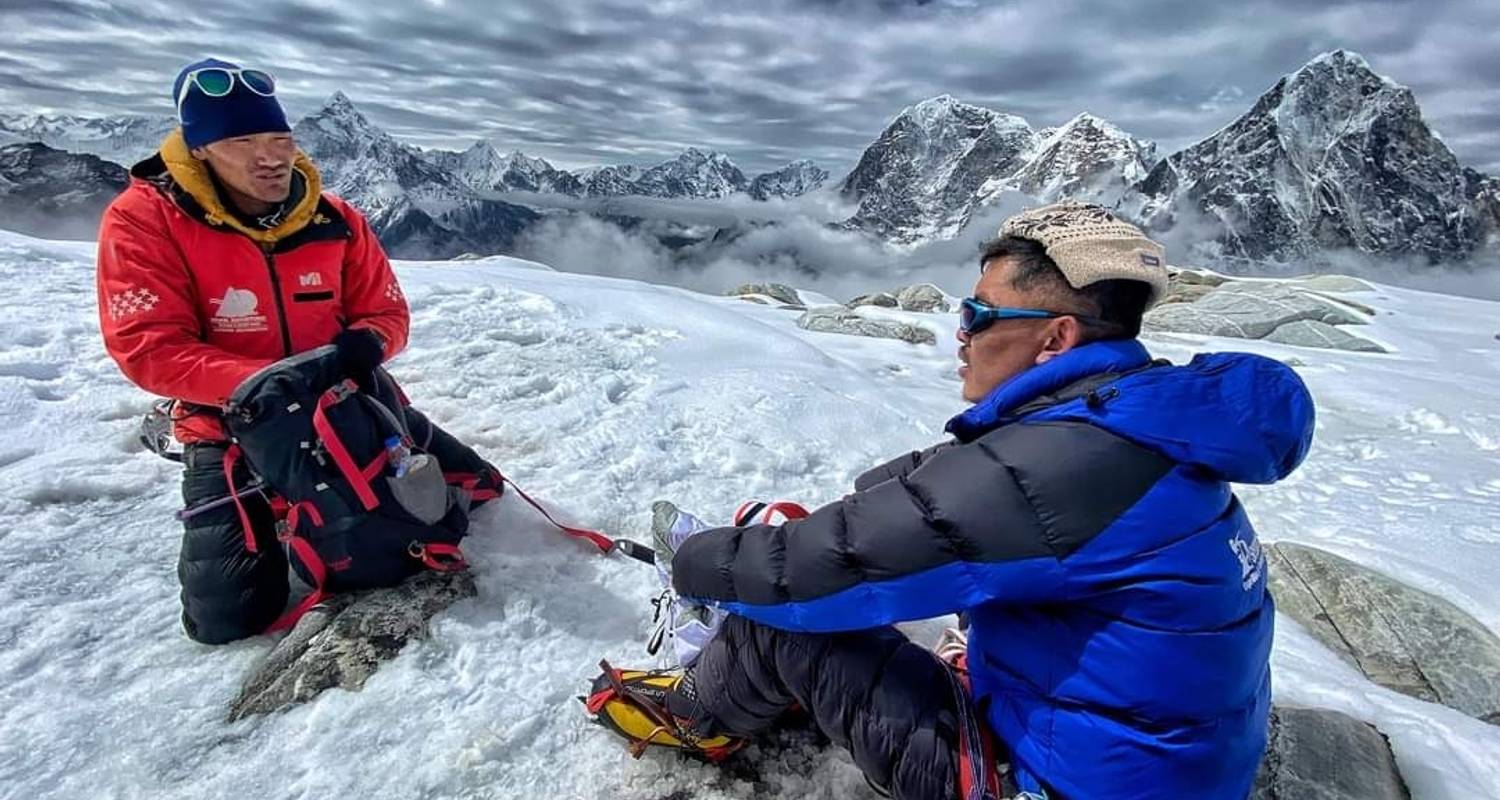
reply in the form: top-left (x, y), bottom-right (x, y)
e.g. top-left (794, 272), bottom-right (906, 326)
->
top-left (2, 0), bottom-right (1496, 174)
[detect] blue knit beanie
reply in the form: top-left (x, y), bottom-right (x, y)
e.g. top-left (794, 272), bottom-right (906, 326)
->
top-left (173, 57), bottom-right (291, 149)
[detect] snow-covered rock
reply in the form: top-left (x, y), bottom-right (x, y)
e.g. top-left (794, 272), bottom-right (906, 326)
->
top-left (795, 307), bottom-right (936, 345)
top-left (1121, 50), bottom-right (1491, 266)
top-left (1293, 275), bottom-right (1376, 294)
top-left (1145, 282), bottom-right (1368, 340)
top-left (1251, 706), bottom-right (1410, 799)
top-left (0, 142), bottom-right (127, 240)
top-left (1268, 543), bottom-right (1500, 723)
top-left (727, 282), bottom-right (801, 306)
top-left (848, 291), bottom-right (899, 309)
top-left (1264, 320), bottom-right (1387, 353)
top-left (747, 159), bottom-right (829, 201)
top-left (0, 112), bottom-right (174, 165)
top-left (229, 570), bottom-right (477, 721)
top-left (894, 283), bottom-right (952, 313)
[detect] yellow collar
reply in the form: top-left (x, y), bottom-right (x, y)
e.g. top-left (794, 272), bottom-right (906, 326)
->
top-left (159, 128), bottom-right (323, 245)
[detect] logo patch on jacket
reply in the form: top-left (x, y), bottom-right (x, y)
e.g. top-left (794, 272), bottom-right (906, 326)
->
top-left (107, 286), bottom-right (160, 320)
top-left (209, 287), bottom-right (269, 333)
top-left (298, 272), bottom-right (323, 287)
top-left (1228, 531), bottom-right (1266, 591)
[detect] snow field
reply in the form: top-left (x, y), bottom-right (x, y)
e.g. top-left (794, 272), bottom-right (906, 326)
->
top-left (0, 230), bottom-right (1497, 799)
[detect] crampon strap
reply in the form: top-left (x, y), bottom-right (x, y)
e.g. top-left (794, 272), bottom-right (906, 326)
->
top-left (940, 652), bottom-right (1005, 800)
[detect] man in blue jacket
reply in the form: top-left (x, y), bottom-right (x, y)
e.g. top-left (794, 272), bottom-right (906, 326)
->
top-left (586, 202), bottom-right (1314, 799)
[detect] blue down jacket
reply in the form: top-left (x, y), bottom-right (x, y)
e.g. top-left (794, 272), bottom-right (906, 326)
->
top-left (673, 339), bottom-right (1315, 799)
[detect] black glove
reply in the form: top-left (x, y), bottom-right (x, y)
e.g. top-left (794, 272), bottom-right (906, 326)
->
top-left (332, 328), bottom-right (385, 390)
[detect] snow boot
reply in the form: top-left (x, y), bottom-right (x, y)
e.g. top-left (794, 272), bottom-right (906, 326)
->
top-left (644, 499), bottom-right (811, 666)
top-left (582, 659), bottom-right (744, 762)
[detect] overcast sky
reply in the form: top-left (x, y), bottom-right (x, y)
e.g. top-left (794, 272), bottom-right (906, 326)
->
top-left (2, 0), bottom-right (1496, 174)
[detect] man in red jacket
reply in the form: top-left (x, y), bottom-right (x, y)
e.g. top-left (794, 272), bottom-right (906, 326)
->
top-left (96, 58), bottom-right (410, 644)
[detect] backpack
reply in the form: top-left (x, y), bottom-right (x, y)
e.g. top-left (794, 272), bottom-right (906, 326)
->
top-left (220, 345), bottom-right (503, 630)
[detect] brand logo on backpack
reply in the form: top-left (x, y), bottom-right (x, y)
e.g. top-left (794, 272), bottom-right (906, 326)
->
top-left (209, 287), bottom-right (268, 333)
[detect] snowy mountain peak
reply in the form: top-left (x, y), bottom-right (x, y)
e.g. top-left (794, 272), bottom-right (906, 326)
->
top-left (841, 96), bottom-right (1041, 242)
top-left (625, 148), bottom-right (748, 199)
top-left (1052, 112), bottom-right (1121, 139)
top-left (326, 90), bottom-right (357, 111)
top-left (1001, 112), bottom-right (1156, 206)
top-left (0, 112), bottom-right (176, 165)
top-left (748, 159), bottom-right (830, 200)
top-left (1296, 49), bottom-right (1384, 85)
top-left (1121, 50), bottom-right (1485, 265)
top-left (305, 91), bottom-right (379, 136)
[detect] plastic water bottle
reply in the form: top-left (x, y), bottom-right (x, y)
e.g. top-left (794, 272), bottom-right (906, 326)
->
top-left (384, 435), bottom-right (413, 478)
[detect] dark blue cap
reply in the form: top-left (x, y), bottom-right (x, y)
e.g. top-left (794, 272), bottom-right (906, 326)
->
top-left (173, 57), bottom-right (290, 149)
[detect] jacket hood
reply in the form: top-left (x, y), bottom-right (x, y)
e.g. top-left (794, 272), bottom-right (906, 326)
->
top-left (948, 339), bottom-right (1315, 484)
top-left (132, 128), bottom-right (323, 245)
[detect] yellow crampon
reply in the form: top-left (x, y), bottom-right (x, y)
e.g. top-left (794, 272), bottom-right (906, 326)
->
top-left (582, 660), bottom-right (743, 762)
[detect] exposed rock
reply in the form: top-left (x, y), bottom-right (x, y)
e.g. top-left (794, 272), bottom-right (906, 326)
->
top-left (1168, 267), bottom-right (1232, 287)
top-left (1265, 320), bottom-right (1387, 353)
top-left (894, 283), bottom-right (952, 313)
top-left (796, 308), bottom-right (936, 345)
top-left (848, 292), bottom-right (899, 309)
top-left (728, 283), bottom-right (801, 306)
top-left (229, 570), bottom-right (477, 720)
top-left (1160, 281), bottom-right (1218, 305)
top-left (1267, 542), bottom-right (1500, 723)
top-left (1146, 282), bottom-right (1367, 339)
top-left (1309, 292), bottom-right (1379, 317)
top-left (1251, 705), bottom-right (1410, 800)
top-left (1295, 275), bottom-right (1376, 294)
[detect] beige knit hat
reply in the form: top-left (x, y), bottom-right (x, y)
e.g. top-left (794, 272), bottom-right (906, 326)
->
top-left (999, 201), bottom-right (1169, 308)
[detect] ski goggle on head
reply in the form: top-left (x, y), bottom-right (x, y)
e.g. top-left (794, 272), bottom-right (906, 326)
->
top-left (175, 67), bottom-right (276, 113)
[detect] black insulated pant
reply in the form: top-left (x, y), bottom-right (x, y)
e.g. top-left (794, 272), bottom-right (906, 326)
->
top-left (177, 443), bottom-right (289, 644)
top-left (690, 615), bottom-right (963, 800)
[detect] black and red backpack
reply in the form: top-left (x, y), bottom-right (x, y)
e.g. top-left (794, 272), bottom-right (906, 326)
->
top-left (220, 345), bottom-right (504, 631)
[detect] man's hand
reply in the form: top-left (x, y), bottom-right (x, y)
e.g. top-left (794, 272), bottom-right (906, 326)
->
top-left (332, 328), bottom-right (385, 390)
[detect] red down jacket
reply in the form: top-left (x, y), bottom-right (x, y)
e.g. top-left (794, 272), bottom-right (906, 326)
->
top-left (96, 129), bottom-right (409, 444)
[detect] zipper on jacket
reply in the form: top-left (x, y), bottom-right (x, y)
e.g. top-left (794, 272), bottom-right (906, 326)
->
top-left (261, 246), bottom-right (294, 357)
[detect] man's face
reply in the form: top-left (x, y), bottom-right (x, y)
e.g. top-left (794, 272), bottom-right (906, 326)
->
top-left (193, 132), bottom-right (296, 205)
top-left (957, 257), bottom-right (1085, 403)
